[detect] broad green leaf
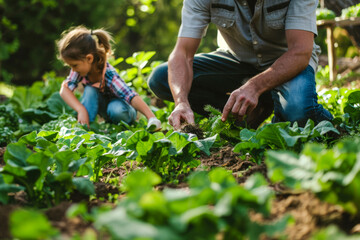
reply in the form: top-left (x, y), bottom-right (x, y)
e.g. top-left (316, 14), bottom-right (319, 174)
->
top-left (0, 175), bottom-right (24, 204)
top-left (95, 208), bottom-right (180, 240)
top-left (266, 150), bottom-right (320, 191)
top-left (10, 209), bottom-right (58, 239)
top-left (233, 141), bottom-right (262, 153)
top-left (193, 134), bottom-right (217, 156)
top-left (21, 108), bottom-right (58, 124)
top-left (256, 123), bottom-right (290, 149)
top-left (311, 120), bottom-right (339, 136)
top-left (46, 92), bottom-right (72, 115)
top-left (54, 150), bottom-right (79, 173)
top-left (240, 128), bottom-right (257, 142)
top-left (18, 131), bottom-right (37, 145)
top-left (278, 128), bottom-right (305, 147)
top-left (4, 142), bottom-right (32, 166)
top-left (122, 169), bottom-right (161, 199)
top-left (167, 132), bottom-right (190, 152)
top-left (72, 177), bottom-right (95, 195)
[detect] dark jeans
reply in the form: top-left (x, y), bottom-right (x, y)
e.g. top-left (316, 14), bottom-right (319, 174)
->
top-left (148, 50), bottom-right (333, 128)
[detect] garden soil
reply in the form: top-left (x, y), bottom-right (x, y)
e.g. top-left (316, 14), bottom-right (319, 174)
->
top-left (1, 144), bottom-right (360, 239)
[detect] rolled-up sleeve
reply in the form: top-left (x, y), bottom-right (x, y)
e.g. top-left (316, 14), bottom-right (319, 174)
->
top-left (178, 0), bottom-right (211, 38)
top-left (63, 70), bottom-right (80, 91)
top-left (285, 0), bottom-right (318, 36)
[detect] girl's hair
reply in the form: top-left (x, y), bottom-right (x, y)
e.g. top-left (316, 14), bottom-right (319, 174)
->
top-left (57, 26), bottom-right (113, 73)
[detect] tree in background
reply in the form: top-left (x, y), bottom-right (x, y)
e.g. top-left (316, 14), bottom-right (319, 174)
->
top-left (0, 0), bottom-right (217, 86)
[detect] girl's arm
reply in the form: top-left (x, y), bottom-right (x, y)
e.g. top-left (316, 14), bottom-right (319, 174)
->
top-left (60, 82), bottom-right (90, 126)
top-left (130, 95), bottom-right (155, 119)
top-left (130, 95), bottom-right (161, 130)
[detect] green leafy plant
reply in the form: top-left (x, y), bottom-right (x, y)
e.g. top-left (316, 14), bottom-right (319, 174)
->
top-left (200, 105), bottom-right (242, 143)
top-left (233, 120), bottom-right (339, 163)
top-left (94, 168), bottom-right (291, 240)
top-left (115, 51), bottom-right (162, 96)
top-left (0, 129), bottom-right (99, 207)
top-left (266, 136), bottom-right (360, 215)
top-left (0, 105), bottom-right (19, 146)
top-left (10, 208), bottom-right (59, 239)
top-left (341, 3), bottom-right (360, 18)
top-left (109, 129), bottom-right (217, 182)
top-left (316, 8), bottom-right (336, 20)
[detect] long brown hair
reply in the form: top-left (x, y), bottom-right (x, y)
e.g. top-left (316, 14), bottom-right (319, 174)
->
top-left (57, 25), bottom-right (113, 75)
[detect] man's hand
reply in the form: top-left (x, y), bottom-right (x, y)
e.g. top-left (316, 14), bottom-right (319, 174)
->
top-left (221, 84), bottom-right (260, 122)
top-left (77, 108), bottom-right (90, 127)
top-left (168, 102), bottom-right (195, 130)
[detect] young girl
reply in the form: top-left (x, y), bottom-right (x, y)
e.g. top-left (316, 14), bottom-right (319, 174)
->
top-left (57, 26), bottom-right (161, 130)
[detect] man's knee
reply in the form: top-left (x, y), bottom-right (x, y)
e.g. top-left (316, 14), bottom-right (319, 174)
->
top-left (147, 63), bottom-right (172, 101)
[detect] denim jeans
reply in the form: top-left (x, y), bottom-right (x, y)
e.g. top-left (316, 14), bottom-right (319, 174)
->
top-left (148, 50), bottom-right (333, 128)
top-left (81, 85), bottom-right (137, 124)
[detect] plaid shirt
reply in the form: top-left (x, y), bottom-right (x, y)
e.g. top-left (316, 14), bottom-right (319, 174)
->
top-left (64, 62), bottom-right (138, 104)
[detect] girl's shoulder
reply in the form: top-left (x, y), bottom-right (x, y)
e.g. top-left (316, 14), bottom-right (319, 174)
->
top-left (104, 62), bottom-right (121, 79)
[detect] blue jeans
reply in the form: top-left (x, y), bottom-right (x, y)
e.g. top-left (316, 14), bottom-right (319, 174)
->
top-left (148, 50), bottom-right (333, 128)
top-left (271, 65), bottom-right (333, 126)
top-left (81, 86), bottom-right (137, 124)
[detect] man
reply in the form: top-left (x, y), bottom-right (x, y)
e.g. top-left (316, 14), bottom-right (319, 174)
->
top-left (148, 0), bottom-right (333, 130)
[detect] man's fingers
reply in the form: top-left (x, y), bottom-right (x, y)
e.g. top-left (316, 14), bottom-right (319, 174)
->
top-left (239, 100), bottom-right (250, 117)
top-left (222, 96), bottom-right (235, 121)
top-left (184, 112), bottom-right (195, 125)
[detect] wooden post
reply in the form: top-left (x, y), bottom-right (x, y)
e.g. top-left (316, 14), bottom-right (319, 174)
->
top-left (326, 25), bottom-right (337, 82)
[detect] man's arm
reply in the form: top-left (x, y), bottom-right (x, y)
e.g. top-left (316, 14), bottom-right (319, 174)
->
top-left (168, 37), bottom-right (201, 129)
top-left (221, 29), bottom-right (315, 122)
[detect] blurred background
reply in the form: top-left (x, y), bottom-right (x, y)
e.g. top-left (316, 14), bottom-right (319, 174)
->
top-left (0, 0), bottom-right (218, 86)
top-left (1, 0), bottom-right (359, 87)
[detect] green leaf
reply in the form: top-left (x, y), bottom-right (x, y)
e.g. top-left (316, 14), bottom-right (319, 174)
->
top-left (193, 134), bottom-right (217, 156)
top-left (240, 128), bottom-right (257, 142)
top-left (10, 209), bottom-right (58, 239)
top-left (0, 175), bottom-right (24, 204)
top-left (233, 141), bottom-right (262, 153)
top-left (4, 142), bottom-right (33, 166)
top-left (122, 169), bottom-right (161, 199)
top-left (72, 177), bottom-right (95, 195)
top-left (311, 120), bottom-right (339, 136)
top-left (266, 150), bottom-right (320, 191)
top-left (95, 208), bottom-right (180, 240)
top-left (54, 150), bottom-right (79, 173)
top-left (46, 92), bottom-right (72, 115)
top-left (256, 122), bottom-right (290, 149)
top-left (21, 108), bottom-right (58, 124)
top-left (167, 132), bottom-right (190, 152)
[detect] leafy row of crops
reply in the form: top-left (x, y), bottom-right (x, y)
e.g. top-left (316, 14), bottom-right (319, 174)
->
top-left (1, 52), bottom-right (360, 239)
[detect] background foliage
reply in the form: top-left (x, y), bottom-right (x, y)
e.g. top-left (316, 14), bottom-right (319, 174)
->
top-left (0, 0), bottom-right (217, 86)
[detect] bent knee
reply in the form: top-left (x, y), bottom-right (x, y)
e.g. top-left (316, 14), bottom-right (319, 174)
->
top-left (107, 106), bottom-right (136, 124)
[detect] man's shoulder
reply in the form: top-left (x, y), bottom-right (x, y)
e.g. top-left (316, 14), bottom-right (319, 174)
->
top-left (184, 0), bottom-right (211, 10)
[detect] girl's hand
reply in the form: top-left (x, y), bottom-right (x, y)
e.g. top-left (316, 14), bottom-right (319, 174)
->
top-left (147, 117), bottom-right (162, 132)
top-left (77, 108), bottom-right (90, 127)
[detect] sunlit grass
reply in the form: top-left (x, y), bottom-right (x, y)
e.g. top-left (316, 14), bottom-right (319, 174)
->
top-left (0, 82), bottom-right (14, 98)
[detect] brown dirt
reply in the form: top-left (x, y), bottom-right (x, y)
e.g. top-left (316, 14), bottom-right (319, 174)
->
top-left (197, 145), bottom-right (360, 239)
top-left (0, 205), bottom-right (19, 239)
top-left (180, 123), bottom-right (205, 139)
top-left (0, 147), bottom-right (5, 167)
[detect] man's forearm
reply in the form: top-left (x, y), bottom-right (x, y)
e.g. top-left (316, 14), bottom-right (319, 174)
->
top-left (168, 53), bottom-right (194, 106)
top-left (246, 47), bottom-right (311, 96)
top-left (246, 30), bottom-right (314, 95)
